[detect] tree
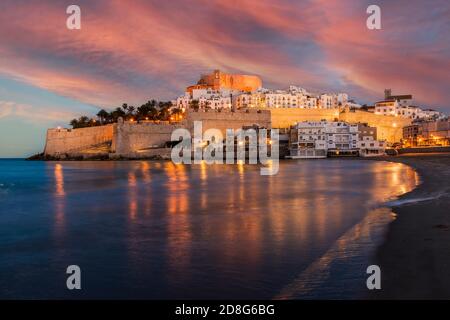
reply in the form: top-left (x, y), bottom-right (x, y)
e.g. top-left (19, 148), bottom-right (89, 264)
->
top-left (68, 99), bottom-right (180, 126)
top-left (70, 118), bottom-right (79, 128)
top-left (70, 116), bottom-right (91, 128)
top-left (190, 99), bottom-right (199, 111)
top-left (97, 109), bottom-right (109, 124)
top-left (137, 102), bottom-right (157, 120)
top-left (158, 106), bottom-right (171, 121)
top-left (170, 107), bottom-right (184, 121)
top-left (111, 107), bottom-right (126, 121)
top-left (126, 105), bottom-right (136, 120)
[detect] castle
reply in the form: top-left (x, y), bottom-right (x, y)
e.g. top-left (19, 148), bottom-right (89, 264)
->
top-left (186, 69), bottom-right (262, 94)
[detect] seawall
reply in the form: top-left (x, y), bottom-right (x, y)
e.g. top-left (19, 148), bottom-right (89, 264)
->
top-left (44, 125), bottom-right (114, 156)
top-left (112, 119), bottom-right (185, 155)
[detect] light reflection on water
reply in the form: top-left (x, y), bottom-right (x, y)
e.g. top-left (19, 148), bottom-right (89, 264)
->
top-left (0, 160), bottom-right (417, 299)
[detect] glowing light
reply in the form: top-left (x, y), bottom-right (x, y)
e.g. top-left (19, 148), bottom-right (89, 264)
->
top-left (54, 164), bottom-right (65, 196)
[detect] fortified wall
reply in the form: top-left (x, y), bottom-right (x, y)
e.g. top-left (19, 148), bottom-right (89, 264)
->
top-left (340, 109), bottom-right (411, 142)
top-left (43, 107), bottom-right (409, 158)
top-left (112, 119), bottom-right (185, 155)
top-left (268, 108), bottom-right (339, 128)
top-left (44, 110), bottom-right (271, 158)
top-left (44, 125), bottom-right (114, 156)
top-left (185, 109), bottom-right (271, 135)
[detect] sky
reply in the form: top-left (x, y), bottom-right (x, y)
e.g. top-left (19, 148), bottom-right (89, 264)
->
top-left (0, 0), bottom-right (449, 157)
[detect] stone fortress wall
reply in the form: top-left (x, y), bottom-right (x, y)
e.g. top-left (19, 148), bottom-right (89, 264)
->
top-left (43, 108), bottom-right (410, 158)
top-left (340, 109), bottom-right (411, 143)
top-left (111, 119), bottom-right (185, 155)
top-left (186, 109), bottom-right (271, 135)
top-left (268, 108), bottom-right (339, 128)
top-left (44, 124), bottom-right (114, 156)
top-left (44, 110), bottom-right (271, 158)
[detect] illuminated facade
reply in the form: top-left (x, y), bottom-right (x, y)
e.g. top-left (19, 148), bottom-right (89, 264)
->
top-left (186, 69), bottom-right (262, 94)
top-left (288, 120), bottom-right (385, 158)
top-left (403, 119), bottom-right (450, 147)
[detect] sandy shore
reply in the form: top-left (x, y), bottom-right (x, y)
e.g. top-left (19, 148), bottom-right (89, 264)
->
top-left (367, 153), bottom-right (450, 299)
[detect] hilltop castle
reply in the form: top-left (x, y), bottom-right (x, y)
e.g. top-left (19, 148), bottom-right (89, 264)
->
top-left (186, 69), bottom-right (262, 94)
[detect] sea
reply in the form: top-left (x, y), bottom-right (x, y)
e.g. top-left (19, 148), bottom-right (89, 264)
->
top-left (0, 159), bottom-right (418, 299)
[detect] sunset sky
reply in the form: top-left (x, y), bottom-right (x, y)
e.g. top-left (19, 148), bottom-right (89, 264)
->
top-left (0, 0), bottom-right (449, 157)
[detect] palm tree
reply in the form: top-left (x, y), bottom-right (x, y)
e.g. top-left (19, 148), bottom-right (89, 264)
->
top-left (126, 105), bottom-right (136, 120)
top-left (158, 106), bottom-right (170, 121)
top-left (111, 107), bottom-right (126, 121)
top-left (97, 109), bottom-right (109, 124)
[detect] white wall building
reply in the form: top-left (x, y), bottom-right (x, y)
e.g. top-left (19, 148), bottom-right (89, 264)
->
top-left (288, 121), bottom-right (384, 158)
top-left (416, 109), bottom-right (446, 120)
top-left (234, 87), bottom-right (345, 109)
top-left (288, 121), bottom-right (328, 158)
top-left (176, 88), bottom-right (237, 110)
top-left (177, 84), bottom-right (352, 111)
top-left (374, 94), bottom-right (445, 120)
top-left (357, 136), bottom-right (386, 157)
top-left (325, 121), bottom-right (359, 155)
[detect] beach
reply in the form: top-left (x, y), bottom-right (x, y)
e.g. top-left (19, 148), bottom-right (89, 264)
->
top-left (369, 153), bottom-right (450, 299)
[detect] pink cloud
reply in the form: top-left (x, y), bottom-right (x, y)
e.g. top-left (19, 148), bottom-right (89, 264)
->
top-left (0, 0), bottom-right (449, 112)
top-left (0, 100), bottom-right (79, 122)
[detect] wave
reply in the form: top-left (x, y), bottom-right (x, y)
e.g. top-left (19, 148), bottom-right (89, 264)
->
top-left (385, 192), bottom-right (446, 207)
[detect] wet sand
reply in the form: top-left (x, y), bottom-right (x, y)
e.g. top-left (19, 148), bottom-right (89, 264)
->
top-left (368, 153), bottom-right (450, 299)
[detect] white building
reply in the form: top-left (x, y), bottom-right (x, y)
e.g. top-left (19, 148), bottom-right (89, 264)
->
top-left (288, 121), bottom-right (328, 159)
top-left (318, 93), bottom-right (348, 109)
top-left (176, 93), bottom-right (191, 111)
top-left (374, 100), bottom-right (421, 119)
top-left (234, 87), bottom-right (345, 109)
top-left (178, 84), bottom-right (352, 111)
top-left (416, 109), bottom-right (446, 120)
top-left (325, 122), bottom-right (359, 156)
top-left (374, 92), bottom-right (444, 120)
top-left (288, 121), bottom-right (385, 158)
top-left (357, 136), bottom-right (386, 157)
top-left (176, 88), bottom-right (237, 110)
top-left (374, 99), bottom-right (399, 116)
